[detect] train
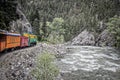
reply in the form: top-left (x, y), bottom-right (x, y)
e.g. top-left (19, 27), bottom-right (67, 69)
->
top-left (0, 30), bottom-right (37, 53)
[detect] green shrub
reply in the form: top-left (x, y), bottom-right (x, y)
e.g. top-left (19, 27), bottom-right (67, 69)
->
top-left (106, 15), bottom-right (120, 47)
top-left (32, 52), bottom-right (59, 80)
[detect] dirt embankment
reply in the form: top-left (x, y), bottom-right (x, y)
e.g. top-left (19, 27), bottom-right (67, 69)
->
top-left (0, 43), bottom-right (66, 80)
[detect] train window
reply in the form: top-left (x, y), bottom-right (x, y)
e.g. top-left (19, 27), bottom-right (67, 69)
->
top-left (0, 34), bottom-right (5, 41)
top-left (0, 34), bottom-right (4, 38)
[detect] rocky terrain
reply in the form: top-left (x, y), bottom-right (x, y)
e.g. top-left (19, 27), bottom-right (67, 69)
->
top-left (0, 42), bottom-right (120, 80)
top-left (0, 43), bottom-right (66, 80)
top-left (71, 29), bottom-right (95, 46)
top-left (71, 29), bottom-right (115, 47)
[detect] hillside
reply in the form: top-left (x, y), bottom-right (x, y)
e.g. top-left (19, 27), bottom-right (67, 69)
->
top-left (0, 0), bottom-right (120, 47)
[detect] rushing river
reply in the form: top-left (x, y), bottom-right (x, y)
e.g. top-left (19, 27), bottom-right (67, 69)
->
top-left (56, 46), bottom-right (120, 80)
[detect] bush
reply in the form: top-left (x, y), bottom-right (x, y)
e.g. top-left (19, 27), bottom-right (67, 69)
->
top-left (106, 15), bottom-right (120, 47)
top-left (32, 52), bottom-right (59, 80)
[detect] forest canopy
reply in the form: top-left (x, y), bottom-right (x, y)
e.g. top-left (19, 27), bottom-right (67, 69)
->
top-left (0, 0), bottom-right (120, 46)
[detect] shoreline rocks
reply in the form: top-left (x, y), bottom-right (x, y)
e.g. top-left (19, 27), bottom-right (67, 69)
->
top-left (71, 29), bottom-right (116, 47)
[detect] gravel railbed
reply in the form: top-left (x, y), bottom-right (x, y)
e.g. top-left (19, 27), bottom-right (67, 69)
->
top-left (0, 43), bottom-right (66, 80)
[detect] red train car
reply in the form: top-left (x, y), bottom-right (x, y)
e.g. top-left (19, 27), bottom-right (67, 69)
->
top-left (0, 31), bottom-right (21, 52)
top-left (20, 36), bottom-right (29, 47)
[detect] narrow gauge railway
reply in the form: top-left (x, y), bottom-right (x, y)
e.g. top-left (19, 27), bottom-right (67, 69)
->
top-left (0, 30), bottom-right (37, 54)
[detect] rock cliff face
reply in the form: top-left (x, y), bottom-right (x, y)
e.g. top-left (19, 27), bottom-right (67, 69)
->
top-left (9, 3), bottom-right (32, 34)
top-left (71, 29), bottom-right (115, 47)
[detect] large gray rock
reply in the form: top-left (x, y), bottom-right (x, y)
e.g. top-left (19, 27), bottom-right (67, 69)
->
top-left (96, 30), bottom-right (116, 47)
top-left (71, 29), bottom-right (116, 47)
top-left (9, 3), bottom-right (32, 34)
top-left (71, 29), bottom-right (95, 45)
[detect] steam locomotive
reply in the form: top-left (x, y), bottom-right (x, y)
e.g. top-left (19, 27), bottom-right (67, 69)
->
top-left (0, 30), bottom-right (37, 52)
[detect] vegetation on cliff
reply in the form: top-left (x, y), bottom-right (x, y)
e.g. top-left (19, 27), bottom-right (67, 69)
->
top-left (0, 0), bottom-right (120, 47)
top-left (18, 0), bottom-right (120, 44)
top-left (0, 0), bottom-right (19, 30)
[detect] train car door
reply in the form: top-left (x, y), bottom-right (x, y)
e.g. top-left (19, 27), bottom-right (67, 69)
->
top-left (0, 34), bottom-right (6, 52)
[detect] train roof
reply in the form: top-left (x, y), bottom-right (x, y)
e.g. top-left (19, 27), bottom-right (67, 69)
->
top-left (0, 30), bottom-right (21, 36)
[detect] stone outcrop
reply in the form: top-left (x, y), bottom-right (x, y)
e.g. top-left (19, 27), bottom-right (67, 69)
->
top-left (71, 29), bottom-right (95, 46)
top-left (71, 29), bottom-right (116, 47)
top-left (96, 30), bottom-right (115, 47)
top-left (9, 3), bottom-right (32, 34)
